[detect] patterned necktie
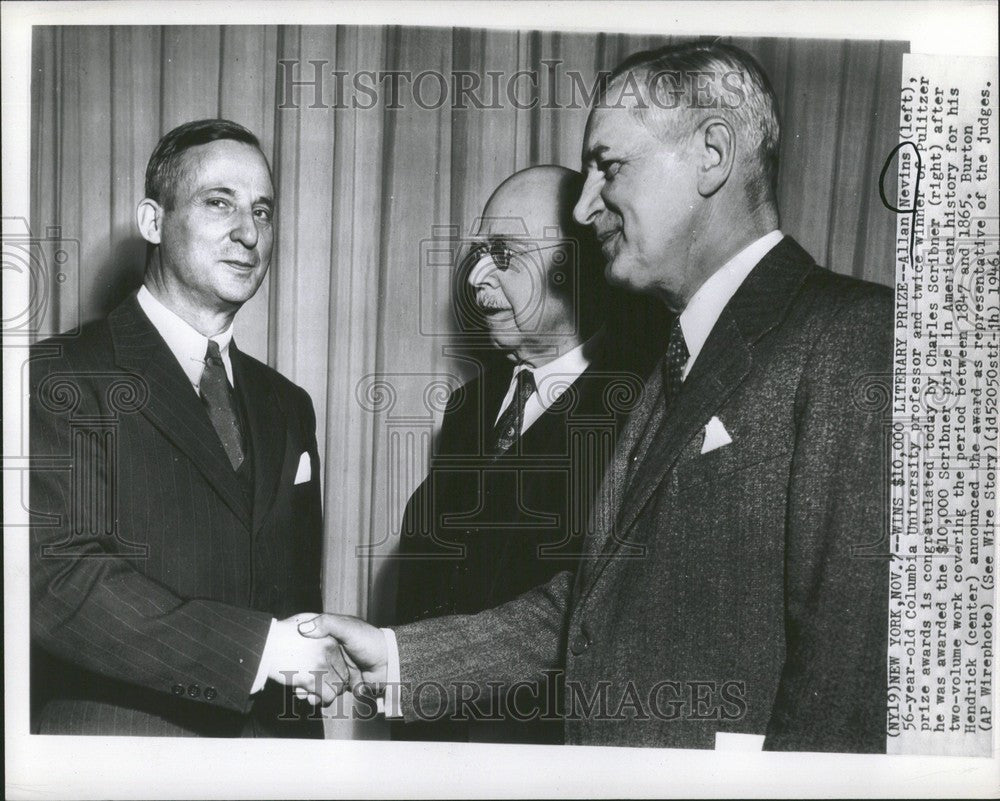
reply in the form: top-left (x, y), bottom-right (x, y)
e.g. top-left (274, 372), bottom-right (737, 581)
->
top-left (491, 368), bottom-right (536, 455)
top-left (200, 340), bottom-right (245, 470)
top-left (625, 318), bottom-right (688, 478)
top-left (662, 316), bottom-right (689, 407)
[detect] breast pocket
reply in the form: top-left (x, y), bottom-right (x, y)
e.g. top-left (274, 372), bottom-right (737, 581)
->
top-left (678, 446), bottom-right (793, 494)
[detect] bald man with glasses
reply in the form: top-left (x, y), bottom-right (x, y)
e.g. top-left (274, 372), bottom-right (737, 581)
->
top-left (392, 165), bottom-right (649, 744)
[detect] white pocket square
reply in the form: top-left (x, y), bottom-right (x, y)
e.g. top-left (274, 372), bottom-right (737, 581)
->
top-left (293, 451), bottom-right (312, 484)
top-left (701, 416), bottom-right (733, 454)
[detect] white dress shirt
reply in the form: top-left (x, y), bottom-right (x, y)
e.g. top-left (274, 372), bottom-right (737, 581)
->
top-left (678, 230), bottom-right (784, 378)
top-left (493, 329), bottom-right (604, 432)
top-left (136, 285), bottom-right (236, 390)
top-left (136, 286), bottom-right (279, 695)
top-left (379, 232), bottom-right (786, 722)
top-left (379, 332), bottom-right (604, 717)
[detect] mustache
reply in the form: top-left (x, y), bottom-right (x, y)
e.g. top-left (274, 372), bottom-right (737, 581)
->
top-left (473, 291), bottom-right (509, 312)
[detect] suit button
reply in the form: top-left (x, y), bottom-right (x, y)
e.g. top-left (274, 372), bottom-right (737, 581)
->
top-left (187, 683), bottom-right (201, 698)
top-left (172, 684), bottom-right (185, 696)
top-left (204, 686), bottom-right (217, 701)
top-left (570, 631), bottom-right (590, 656)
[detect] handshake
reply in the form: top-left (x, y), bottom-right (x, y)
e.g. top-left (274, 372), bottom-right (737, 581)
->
top-left (265, 613), bottom-right (389, 706)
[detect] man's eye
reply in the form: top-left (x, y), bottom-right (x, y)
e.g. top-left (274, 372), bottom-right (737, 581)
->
top-left (207, 198), bottom-right (230, 210)
top-left (254, 207), bottom-right (273, 222)
top-left (599, 161), bottom-right (621, 179)
top-left (488, 241), bottom-right (514, 271)
top-left (465, 242), bottom-right (513, 271)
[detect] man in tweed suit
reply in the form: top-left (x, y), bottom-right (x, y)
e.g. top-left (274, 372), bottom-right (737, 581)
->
top-left (302, 42), bottom-right (892, 753)
top-left (30, 119), bottom-right (345, 736)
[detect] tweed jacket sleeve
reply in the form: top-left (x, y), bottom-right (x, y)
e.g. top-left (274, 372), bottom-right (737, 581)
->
top-left (394, 569), bottom-right (574, 722)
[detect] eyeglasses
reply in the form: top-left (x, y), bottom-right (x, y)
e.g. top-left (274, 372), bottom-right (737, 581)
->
top-left (463, 239), bottom-right (567, 272)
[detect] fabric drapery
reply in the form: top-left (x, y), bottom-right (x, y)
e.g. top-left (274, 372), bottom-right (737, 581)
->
top-left (30, 25), bottom-right (906, 738)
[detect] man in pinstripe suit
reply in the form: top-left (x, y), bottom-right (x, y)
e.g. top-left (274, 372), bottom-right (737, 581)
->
top-left (29, 119), bottom-right (346, 737)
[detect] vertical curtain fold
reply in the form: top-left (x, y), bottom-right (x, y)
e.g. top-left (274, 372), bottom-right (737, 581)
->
top-left (30, 25), bottom-right (906, 739)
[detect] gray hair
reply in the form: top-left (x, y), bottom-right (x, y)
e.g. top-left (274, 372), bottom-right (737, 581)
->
top-left (604, 42), bottom-right (781, 206)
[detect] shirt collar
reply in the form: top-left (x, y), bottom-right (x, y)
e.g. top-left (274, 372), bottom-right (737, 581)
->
top-left (136, 285), bottom-right (236, 390)
top-left (679, 230), bottom-right (783, 372)
top-left (515, 328), bottom-right (604, 410)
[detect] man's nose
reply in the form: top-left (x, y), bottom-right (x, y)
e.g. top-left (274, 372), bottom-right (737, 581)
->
top-left (572, 172), bottom-right (605, 227)
top-left (466, 254), bottom-right (496, 288)
top-left (230, 209), bottom-right (259, 249)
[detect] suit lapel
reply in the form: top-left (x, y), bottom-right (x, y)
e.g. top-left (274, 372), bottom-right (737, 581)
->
top-left (612, 314), bottom-right (752, 547)
top-left (514, 334), bottom-right (617, 455)
top-left (517, 387), bottom-right (569, 453)
top-left (483, 366), bottom-right (511, 450)
top-left (109, 296), bottom-right (252, 528)
top-left (483, 351), bottom-right (622, 586)
top-left (231, 345), bottom-right (287, 534)
top-left (588, 236), bottom-right (817, 565)
top-left (582, 356), bottom-right (664, 557)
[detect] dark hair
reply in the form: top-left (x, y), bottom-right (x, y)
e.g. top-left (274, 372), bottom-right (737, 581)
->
top-left (605, 41), bottom-right (781, 206)
top-left (144, 119), bottom-right (265, 208)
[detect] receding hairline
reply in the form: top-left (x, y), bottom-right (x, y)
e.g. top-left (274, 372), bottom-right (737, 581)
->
top-left (479, 165), bottom-right (584, 239)
top-left (593, 43), bottom-right (782, 203)
top-left (167, 139), bottom-right (273, 196)
top-left (144, 118), bottom-right (270, 208)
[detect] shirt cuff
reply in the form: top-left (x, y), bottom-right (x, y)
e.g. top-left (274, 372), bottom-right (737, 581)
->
top-left (376, 627), bottom-right (402, 718)
top-left (250, 618), bottom-right (278, 695)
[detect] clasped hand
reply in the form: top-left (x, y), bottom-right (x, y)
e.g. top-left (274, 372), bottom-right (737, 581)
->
top-left (267, 613), bottom-right (388, 706)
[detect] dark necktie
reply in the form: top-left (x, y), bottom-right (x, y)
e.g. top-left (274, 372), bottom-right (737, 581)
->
top-left (200, 340), bottom-right (246, 470)
top-left (491, 368), bottom-right (536, 455)
top-left (624, 316), bottom-right (690, 482)
top-left (662, 316), bottom-right (689, 407)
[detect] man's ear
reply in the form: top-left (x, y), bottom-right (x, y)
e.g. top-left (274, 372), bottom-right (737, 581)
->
top-left (696, 118), bottom-right (735, 198)
top-left (136, 198), bottom-right (164, 245)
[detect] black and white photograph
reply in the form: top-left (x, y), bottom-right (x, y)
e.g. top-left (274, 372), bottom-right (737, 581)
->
top-left (3, 1), bottom-right (997, 797)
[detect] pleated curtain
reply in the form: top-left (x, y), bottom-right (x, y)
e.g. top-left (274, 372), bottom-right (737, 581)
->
top-left (31, 25), bottom-right (906, 737)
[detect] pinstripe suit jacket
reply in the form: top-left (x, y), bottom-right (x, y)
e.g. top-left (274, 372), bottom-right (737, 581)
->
top-left (29, 295), bottom-right (324, 737)
top-left (393, 237), bottom-right (892, 752)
